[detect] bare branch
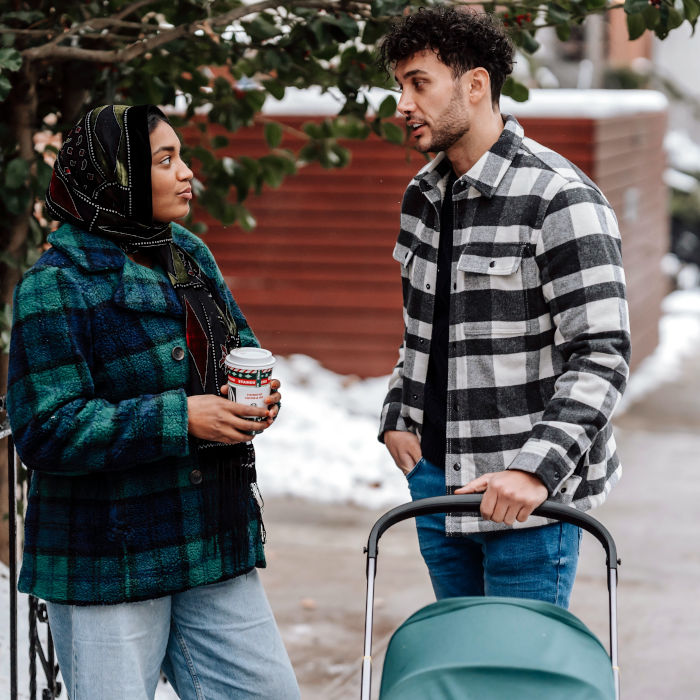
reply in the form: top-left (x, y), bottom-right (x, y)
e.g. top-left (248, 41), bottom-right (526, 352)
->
top-left (20, 0), bottom-right (372, 63)
top-left (113, 0), bottom-right (162, 21)
top-left (22, 24), bottom-right (190, 63)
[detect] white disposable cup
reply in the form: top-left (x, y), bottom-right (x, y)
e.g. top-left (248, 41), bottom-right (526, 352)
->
top-left (224, 347), bottom-right (276, 417)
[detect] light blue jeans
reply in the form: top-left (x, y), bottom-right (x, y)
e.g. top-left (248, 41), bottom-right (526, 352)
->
top-left (46, 569), bottom-right (300, 700)
top-left (407, 457), bottom-right (581, 608)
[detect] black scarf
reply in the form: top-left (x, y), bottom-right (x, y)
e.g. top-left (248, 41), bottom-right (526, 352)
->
top-left (46, 104), bottom-right (259, 562)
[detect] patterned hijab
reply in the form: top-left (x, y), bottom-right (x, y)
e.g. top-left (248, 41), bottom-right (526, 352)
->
top-left (46, 105), bottom-right (259, 557)
top-left (46, 104), bottom-right (171, 249)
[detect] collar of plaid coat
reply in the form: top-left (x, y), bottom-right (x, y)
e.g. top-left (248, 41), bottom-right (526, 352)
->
top-left (414, 114), bottom-right (524, 200)
top-left (45, 222), bottom-right (239, 317)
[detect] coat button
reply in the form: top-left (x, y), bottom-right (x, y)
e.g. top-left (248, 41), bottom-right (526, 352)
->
top-left (172, 346), bottom-right (185, 361)
top-left (426, 283), bottom-right (431, 290)
top-left (189, 469), bottom-right (203, 485)
top-left (453, 463), bottom-right (461, 471)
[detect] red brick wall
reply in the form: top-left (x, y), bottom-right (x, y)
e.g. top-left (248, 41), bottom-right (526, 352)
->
top-left (186, 111), bottom-right (667, 376)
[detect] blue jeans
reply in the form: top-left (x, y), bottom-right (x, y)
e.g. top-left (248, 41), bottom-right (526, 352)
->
top-left (407, 457), bottom-right (581, 608)
top-left (46, 569), bottom-right (300, 700)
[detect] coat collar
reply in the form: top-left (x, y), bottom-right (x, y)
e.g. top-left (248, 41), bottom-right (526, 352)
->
top-left (416, 114), bottom-right (524, 200)
top-left (48, 222), bottom-right (196, 316)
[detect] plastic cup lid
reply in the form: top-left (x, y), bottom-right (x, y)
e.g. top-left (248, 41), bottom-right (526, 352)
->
top-left (225, 347), bottom-right (276, 369)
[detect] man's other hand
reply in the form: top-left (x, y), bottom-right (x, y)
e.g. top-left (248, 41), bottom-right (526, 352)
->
top-left (384, 430), bottom-right (422, 475)
top-left (455, 470), bottom-right (548, 525)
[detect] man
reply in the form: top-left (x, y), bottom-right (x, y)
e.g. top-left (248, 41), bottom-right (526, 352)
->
top-left (378, 7), bottom-right (630, 608)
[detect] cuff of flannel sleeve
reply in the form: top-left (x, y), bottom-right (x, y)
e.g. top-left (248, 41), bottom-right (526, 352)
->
top-left (161, 389), bottom-right (190, 458)
top-left (508, 447), bottom-right (573, 497)
top-left (377, 403), bottom-right (410, 443)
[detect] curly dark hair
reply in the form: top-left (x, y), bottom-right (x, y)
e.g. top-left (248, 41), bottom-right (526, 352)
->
top-left (378, 7), bottom-right (514, 104)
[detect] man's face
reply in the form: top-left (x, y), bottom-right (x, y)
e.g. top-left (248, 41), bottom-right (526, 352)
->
top-left (394, 49), bottom-right (472, 154)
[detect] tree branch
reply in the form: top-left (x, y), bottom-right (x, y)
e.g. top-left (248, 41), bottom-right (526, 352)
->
top-left (113, 0), bottom-right (162, 21)
top-left (21, 0), bottom-right (371, 63)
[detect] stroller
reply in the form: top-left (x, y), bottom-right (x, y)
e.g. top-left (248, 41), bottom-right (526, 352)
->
top-left (361, 495), bottom-right (620, 700)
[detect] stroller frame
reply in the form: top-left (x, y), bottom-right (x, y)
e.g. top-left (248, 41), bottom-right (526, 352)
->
top-left (361, 495), bottom-right (620, 700)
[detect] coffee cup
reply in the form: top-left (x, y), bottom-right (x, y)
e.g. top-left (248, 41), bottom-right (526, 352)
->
top-left (224, 347), bottom-right (276, 418)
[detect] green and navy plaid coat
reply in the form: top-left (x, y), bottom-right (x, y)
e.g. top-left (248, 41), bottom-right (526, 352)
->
top-left (7, 222), bottom-right (265, 604)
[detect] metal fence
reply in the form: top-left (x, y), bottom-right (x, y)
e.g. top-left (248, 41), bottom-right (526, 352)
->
top-left (3, 394), bottom-right (62, 699)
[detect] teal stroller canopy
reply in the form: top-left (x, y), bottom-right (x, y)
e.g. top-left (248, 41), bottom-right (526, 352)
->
top-left (379, 597), bottom-right (615, 700)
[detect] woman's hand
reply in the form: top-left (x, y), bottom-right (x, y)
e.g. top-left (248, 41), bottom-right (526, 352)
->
top-left (186, 379), bottom-right (282, 443)
top-left (264, 379), bottom-right (282, 421)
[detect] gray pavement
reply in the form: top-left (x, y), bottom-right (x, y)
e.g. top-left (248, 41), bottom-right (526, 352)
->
top-left (260, 349), bottom-right (700, 700)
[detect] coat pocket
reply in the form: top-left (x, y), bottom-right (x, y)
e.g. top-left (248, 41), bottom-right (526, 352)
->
top-left (392, 241), bottom-right (417, 267)
top-left (456, 243), bottom-right (529, 337)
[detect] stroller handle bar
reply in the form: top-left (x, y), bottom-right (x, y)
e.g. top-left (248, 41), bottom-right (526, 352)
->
top-left (366, 495), bottom-right (618, 569)
top-left (361, 495), bottom-right (620, 700)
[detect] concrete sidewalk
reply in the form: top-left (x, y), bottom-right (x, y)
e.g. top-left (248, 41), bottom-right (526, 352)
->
top-left (260, 349), bottom-right (700, 700)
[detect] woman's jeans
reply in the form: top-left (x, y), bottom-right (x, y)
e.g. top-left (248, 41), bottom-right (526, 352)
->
top-left (407, 457), bottom-right (581, 608)
top-left (46, 569), bottom-right (300, 700)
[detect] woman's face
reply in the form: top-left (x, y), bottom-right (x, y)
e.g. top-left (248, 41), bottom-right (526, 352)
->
top-left (150, 120), bottom-right (194, 223)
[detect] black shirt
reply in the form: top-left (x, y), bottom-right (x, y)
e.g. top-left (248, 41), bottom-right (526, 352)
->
top-left (421, 169), bottom-right (456, 469)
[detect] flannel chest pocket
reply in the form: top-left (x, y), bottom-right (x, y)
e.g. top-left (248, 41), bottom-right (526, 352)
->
top-left (456, 242), bottom-right (529, 336)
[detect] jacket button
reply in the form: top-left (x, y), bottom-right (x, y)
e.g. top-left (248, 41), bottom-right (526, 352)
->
top-left (426, 284), bottom-right (431, 290)
top-left (172, 346), bottom-right (185, 361)
top-left (453, 463), bottom-right (461, 471)
top-left (489, 260), bottom-right (496, 268)
top-left (189, 469), bottom-right (203, 485)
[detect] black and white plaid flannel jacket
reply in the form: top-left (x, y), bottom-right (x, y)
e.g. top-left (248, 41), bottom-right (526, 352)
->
top-left (380, 116), bottom-right (631, 534)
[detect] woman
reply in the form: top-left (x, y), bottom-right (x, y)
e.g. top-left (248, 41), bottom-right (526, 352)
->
top-left (7, 104), bottom-right (300, 700)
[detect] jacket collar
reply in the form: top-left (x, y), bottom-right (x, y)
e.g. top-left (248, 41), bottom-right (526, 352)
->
top-left (48, 223), bottom-right (127, 271)
top-left (416, 114), bottom-right (524, 200)
top-left (48, 222), bottom-right (187, 316)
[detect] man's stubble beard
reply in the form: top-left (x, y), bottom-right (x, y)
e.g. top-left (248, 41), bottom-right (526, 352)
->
top-left (418, 82), bottom-right (470, 154)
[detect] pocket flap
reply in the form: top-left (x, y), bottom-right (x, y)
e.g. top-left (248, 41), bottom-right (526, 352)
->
top-left (457, 243), bottom-right (525, 276)
top-left (392, 241), bottom-right (416, 266)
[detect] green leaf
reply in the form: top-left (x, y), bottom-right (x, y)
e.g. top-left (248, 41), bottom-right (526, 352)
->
top-left (627, 12), bottom-right (647, 40)
top-left (0, 48), bottom-right (22, 72)
top-left (683, 0), bottom-right (700, 22)
top-left (5, 157), bottom-right (30, 189)
top-left (264, 121), bottom-right (284, 149)
top-left (233, 203), bottom-right (257, 230)
top-left (381, 121), bottom-right (405, 145)
top-left (667, 7), bottom-right (685, 29)
top-left (211, 135), bottom-right (229, 149)
top-left (624, 0), bottom-right (649, 12)
top-left (555, 23), bottom-right (572, 41)
top-left (0, 74), bottom-right (11, 100)
top-left (547, 4), bottom-right (572, 23)
top-left (514, 30), bottom-right (540, 54)
top-left (377, 95), bottom-right (397, 119)
top-left (262, 78), bottom-right (285, 101)
top-left (502, 77), bottom-right (530, 102)
top-left (362, 19), bottom-right (387, 44)
top-left (642, 5), bottom-right (660, 29)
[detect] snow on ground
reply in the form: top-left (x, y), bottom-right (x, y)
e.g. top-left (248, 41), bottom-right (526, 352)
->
top-left (253, 353), bottom-right (409, 510)
top-left (3, 288), bottom-right (700, 698)
top-left (617, 288), bottom-right (700, 412)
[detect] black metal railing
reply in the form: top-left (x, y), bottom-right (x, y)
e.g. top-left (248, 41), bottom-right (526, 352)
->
top-left (3, 395), bottom-right (62, 699)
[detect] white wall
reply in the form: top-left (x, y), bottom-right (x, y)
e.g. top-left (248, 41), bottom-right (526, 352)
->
top-left (653, 26), bottom-right (700, 140)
